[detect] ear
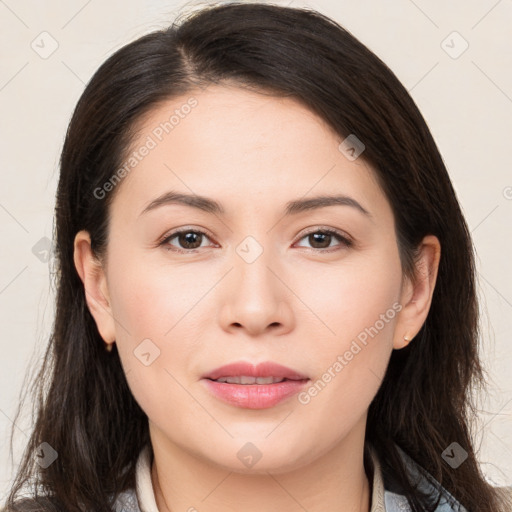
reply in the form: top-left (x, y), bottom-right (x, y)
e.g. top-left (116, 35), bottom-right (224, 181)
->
top-left (73, 230), bottom-right (116, 348)
top-left (394, 234), bottom-right (441, 350)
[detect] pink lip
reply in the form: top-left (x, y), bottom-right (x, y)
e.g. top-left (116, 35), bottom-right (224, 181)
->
top-left (201, 361), bottom-right (310, 409)
top-left (202, 379), bottom-right (309, 409)
top-left (202, 361), bottom-right (308, 381)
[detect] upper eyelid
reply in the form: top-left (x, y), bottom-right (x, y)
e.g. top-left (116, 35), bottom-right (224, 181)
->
top-left (297, 225), bottom-right (351, 239)
top-left (160, 226), bottom-right (216, 244)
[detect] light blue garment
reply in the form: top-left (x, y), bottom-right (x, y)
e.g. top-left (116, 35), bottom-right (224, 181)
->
top-left (383, 444), bottom-right (468, 511)
top-left (113, 488), bottom-right (139, 512)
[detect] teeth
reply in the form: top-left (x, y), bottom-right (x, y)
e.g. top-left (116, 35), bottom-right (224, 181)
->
top-left (215, 376), bottom-right (286, 384)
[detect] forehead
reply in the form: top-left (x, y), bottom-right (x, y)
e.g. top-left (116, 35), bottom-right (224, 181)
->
top-left (109, 84), bottom-right (387, 221)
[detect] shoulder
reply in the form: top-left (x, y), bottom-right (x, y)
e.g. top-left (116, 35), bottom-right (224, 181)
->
top-left (112, 488), bottom-right (141, 512)
top-left (391, 445), bottom-right (512, 511)
top-left (379, 444), bottom-right (466, 511)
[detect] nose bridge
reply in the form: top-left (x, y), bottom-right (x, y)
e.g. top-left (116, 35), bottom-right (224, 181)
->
top-left (217, 229), bottom-right (294, 335)
top-left (233, 232), bottom-right (280, 306)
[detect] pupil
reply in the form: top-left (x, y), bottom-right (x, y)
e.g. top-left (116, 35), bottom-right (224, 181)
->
top-left (311, 232), bottom-right (330, 248)
top-left (181, 232), bottom-right (201, 249)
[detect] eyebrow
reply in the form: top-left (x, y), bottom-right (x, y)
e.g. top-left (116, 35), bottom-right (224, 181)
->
top-left (139, 191), bottom-right (372, 218)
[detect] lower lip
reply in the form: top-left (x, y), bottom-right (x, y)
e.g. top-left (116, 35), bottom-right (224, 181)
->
top-left (201, 378), bottom-right (310, 409)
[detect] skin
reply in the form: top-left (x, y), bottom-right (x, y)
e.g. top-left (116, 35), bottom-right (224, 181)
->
top-left (74, 84), bottom-right (441, 512)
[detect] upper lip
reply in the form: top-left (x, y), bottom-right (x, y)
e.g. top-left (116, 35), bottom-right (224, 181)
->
top-left (202, 361), bottom-right (309, 381)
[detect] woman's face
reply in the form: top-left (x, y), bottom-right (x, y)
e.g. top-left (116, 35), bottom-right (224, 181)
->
top-left (80, 84), bottom-right (428, 473)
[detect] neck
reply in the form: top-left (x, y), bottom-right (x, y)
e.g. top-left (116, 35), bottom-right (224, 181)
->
top-left (150, 422), bottom-right (371, 512)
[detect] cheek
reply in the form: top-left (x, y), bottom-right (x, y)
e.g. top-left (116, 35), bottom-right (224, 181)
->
top-left (105, 257), bottom-right (202, 422)
top-left (107, 250), bottom-right (204, 340)
top-left (105, 248), bottom-right (208, 378)
top-left (292, 247), bottom-right (401, 416)
top-left (292, 245), bottom-right (403, 342)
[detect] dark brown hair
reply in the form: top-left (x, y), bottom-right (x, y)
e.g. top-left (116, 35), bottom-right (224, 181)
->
top-left (4, 2), bottom-right (509, 511)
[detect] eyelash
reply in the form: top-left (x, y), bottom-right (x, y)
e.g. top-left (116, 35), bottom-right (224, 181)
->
top-left (158, 226), bottom-right (353, 254)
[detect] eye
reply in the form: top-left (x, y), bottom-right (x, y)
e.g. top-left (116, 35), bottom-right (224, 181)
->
top-left (159, 226), bottom-right (353, 254)
top-left (295, 228), bottom-right (353, 252)
top-left (159, 228), bottom-right (215, 253)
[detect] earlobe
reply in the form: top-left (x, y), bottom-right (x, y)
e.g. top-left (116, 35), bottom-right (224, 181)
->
top-left (393, 235), bottom-right (441, 350)
top-left (73, 230), bottom-right (116, 348)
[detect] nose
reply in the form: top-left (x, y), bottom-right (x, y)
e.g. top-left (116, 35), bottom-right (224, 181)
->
top-left (218, 247), bottom-right (295, 337)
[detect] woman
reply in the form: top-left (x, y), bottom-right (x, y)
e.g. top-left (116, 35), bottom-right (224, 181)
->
top-left (3, 2), bottom-right (511, 511)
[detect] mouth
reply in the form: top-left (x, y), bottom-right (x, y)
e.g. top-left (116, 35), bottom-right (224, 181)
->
top-left (201, 361), bottom-right (310, 409)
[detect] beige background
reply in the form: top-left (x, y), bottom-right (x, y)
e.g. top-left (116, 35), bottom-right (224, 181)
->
top-left (1, 0), bottom-right (511, 499)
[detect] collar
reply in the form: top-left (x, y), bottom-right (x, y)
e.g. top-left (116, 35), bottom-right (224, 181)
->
top-left (113, 442), bottom-right (468, 512)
